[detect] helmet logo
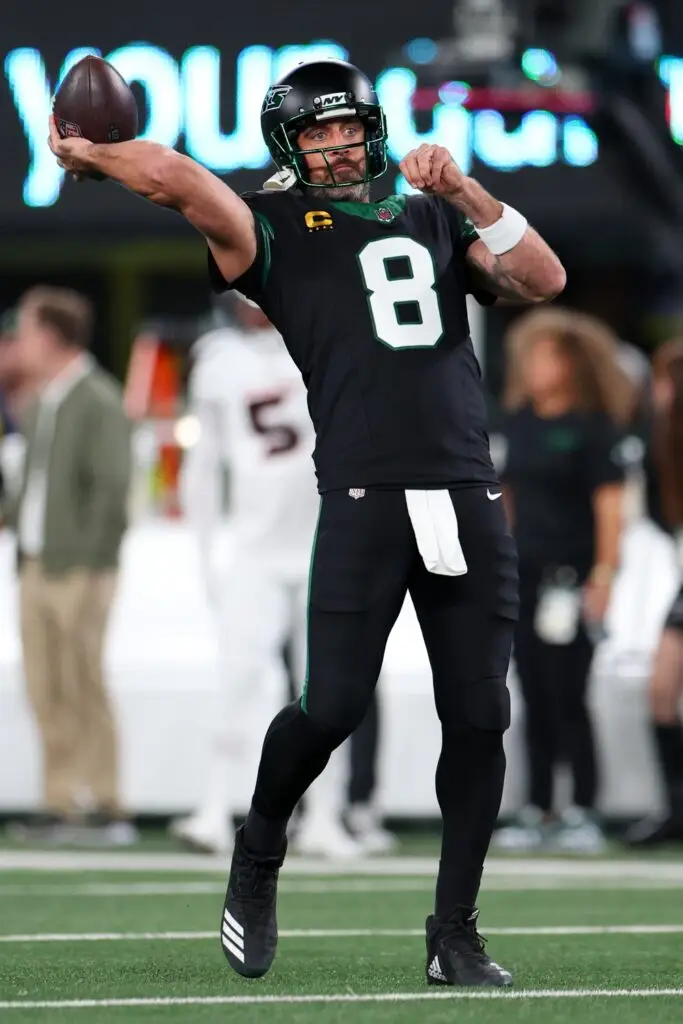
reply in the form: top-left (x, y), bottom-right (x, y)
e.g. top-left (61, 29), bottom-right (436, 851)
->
top-left (314, 92), bottom-right (351, 109)
top-left (262, 85), bottom-right (292, 113)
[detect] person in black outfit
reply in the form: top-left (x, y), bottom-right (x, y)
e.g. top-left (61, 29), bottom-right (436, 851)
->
top-left (625, 339), bottom-right (683, 846)
top-left (496, 308), bottom-right (633, 853)
top-left (49, 58), bottom-right (565, 987)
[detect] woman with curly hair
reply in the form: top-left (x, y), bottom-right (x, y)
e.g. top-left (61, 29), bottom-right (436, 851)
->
top-left (625, 339), bottom-right (683, 846)
top-left (494, 307), bottom-right (635, 853)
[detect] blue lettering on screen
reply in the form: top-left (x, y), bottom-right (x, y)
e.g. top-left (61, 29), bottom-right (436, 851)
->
top-left (659, 56), bottom-right (683, 145)
top-left (4, 42), bottom-right (682, 209)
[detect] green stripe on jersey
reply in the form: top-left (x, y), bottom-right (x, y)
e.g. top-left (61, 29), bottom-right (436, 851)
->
top-left (300, 499), bottom-right (322, 715)
top-left (254, 212), bottom-right (275, 288)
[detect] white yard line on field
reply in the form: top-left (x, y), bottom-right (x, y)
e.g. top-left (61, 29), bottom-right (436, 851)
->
top-left (3, 850), bottom-right (683, 883)
top-left (1, 989), bottom-right (683, 1010)
top-left (1, 924), bottom-right (683, 943)
top-left (1, 876), bottom-right (681, 896)
top-left (0, 880), bottom-right (434, 898)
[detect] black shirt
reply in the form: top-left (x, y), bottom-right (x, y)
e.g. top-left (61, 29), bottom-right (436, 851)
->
top-left (502, 406), bottom-right (625, 572)
top-left (209, 189), bottom-right (497, 492)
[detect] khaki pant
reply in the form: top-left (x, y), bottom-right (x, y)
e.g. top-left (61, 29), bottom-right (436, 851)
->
top-left (19, 560), bottom-right (121, 818)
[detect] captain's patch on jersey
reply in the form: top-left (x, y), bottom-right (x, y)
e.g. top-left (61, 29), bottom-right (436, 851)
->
top-left (305, 210), bottom-right (334, 232)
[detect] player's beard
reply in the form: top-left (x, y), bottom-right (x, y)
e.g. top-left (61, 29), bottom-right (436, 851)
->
top-left (312, 180), bottom-right (371, 201)
top-left (307, 158), bottom-right (371, 202)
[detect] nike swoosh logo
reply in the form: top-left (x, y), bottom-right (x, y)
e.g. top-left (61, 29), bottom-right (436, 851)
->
top-left (487, 490), bottom-right (502, 501)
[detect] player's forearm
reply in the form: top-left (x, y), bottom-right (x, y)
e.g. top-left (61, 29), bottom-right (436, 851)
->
top-left (473, 229), bottom-right (566, 303)
top-left (448, 178), bottom-right (566, 302)
top-left (81, 142), bottom-right (255, 254)
top-left (446, 176), bottom-right (503, 230)
top-left (82, 140), bottom-right (183, 206)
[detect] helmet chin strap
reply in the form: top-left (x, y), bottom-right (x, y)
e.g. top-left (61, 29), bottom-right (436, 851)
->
top-left (263, 167), bottom-right (367, 197)
top-left (263, 168), bottom-right (298, 191)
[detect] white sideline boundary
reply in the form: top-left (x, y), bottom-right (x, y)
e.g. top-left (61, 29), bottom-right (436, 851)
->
top-left (1, 924), bottom-right (683, 943)
top-left (2, 989), bottom-right (683, 1010)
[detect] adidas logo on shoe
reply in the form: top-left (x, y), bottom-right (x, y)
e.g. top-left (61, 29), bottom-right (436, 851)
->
top-left (221, 908), bottom-right (245, 964)
top-left (428, 955), bottom-right (447, 983)
top-left (425, 911), bottom-right (513, 988)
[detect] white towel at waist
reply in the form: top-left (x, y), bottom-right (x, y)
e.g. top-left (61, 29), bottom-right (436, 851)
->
top-left (404, 489), bottom-right (468, 576)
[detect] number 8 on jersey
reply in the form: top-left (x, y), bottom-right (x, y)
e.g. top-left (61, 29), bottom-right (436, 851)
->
top-left (357, 237), bottom-right (444, 350)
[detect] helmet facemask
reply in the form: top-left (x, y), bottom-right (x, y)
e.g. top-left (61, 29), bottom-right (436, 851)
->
top-left (268, 104), bottom-right (388, 190)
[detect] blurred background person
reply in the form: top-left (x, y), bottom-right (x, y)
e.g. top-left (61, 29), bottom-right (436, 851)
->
top-left (0, 312), bottom-right (20, 431)
top-left (0, 389), bottom-right (9, 518)
top-left (0, 309), bottom-right (34, 509)
top-left (625, 338), bottom-right (683, 847)
top-left (345, 684), bottom-right (398, 853)
top-left (172, 294), bottom-right (394, 857)
top-left (4, 287), bottom-right (134, 845)
top-left (0, 316), bottom-right (16, 514)
top-left (493, 307), bottom-right (634, 853)
top-left (0, 309), bottom-right (31, 427)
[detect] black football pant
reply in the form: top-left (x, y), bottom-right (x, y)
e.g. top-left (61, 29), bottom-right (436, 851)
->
top-left (348, 689), bottom-right (379, 806)
top-left (514, 565), bottom-right (597, 813)
top-left (282, 640), bottom-right (380, 809)
top-left (245, 487), bottom-right (519, 917)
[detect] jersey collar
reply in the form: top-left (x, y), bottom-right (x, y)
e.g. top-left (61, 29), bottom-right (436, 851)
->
top-left (329, 195), bottom-right (406, 224)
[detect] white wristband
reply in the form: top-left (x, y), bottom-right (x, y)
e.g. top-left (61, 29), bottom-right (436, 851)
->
top-left (475, 204), bottom-right (528, 255)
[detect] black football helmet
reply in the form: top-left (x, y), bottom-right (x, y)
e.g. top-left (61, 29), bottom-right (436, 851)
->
top-left (260, 59), bottom-right (388, 189)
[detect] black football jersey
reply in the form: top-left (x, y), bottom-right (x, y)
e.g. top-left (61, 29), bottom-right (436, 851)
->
top-left (208, 189), bottom-right (498, 491)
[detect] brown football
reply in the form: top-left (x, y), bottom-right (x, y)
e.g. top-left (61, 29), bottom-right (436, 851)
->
top-left (53, 55), bottom-right (138, 145)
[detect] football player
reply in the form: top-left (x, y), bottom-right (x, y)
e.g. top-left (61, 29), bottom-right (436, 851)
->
top-left (171, 293), bottom-right (363, 859)
top-left (50, 57), bottom-right (565, 989)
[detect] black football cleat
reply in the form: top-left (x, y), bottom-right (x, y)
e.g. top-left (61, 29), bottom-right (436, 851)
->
top-left (426, 909), bottom-right (512, 988)
top-left (219, 825), bottom-right (286, 979)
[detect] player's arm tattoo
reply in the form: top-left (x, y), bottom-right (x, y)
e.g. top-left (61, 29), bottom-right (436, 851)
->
top-left (446, 177), bottom-right (566, 303)
top-left (465, 232), bottom-right (566, 304)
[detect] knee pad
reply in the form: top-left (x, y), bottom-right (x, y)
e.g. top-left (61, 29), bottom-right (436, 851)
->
top-left (462, 676), bottom-right (511, 733)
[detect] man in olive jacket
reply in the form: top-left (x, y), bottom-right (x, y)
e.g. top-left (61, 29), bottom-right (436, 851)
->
top-left (4, 287), bottom-right (133, 840)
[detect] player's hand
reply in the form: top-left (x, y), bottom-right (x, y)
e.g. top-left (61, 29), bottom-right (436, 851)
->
top-left (48, 116), bottom-right (93, 181)
top-left (399, 144), bottom-right (468, 196)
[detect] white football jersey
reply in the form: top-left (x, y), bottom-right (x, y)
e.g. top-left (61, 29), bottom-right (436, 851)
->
top-left (183, 326), bottom-right (319, 577)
